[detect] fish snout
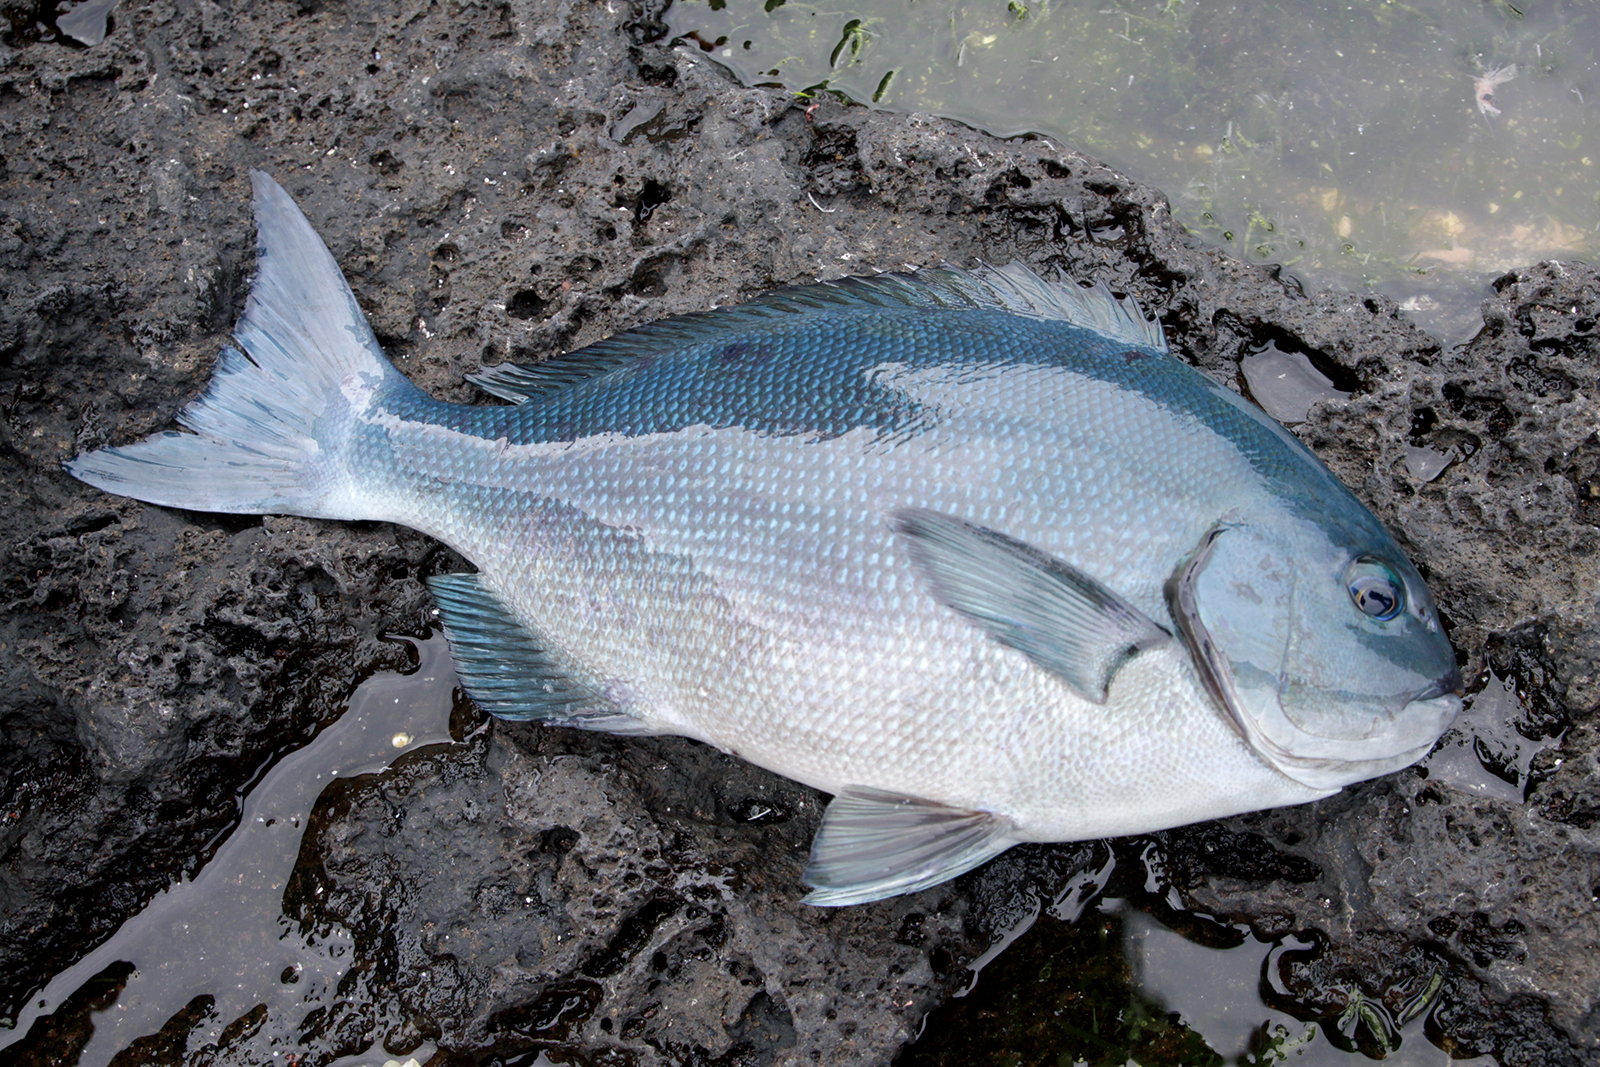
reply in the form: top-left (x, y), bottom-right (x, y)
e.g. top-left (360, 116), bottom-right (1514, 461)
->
top-left (1412, 662), bottom-right (1464, 705)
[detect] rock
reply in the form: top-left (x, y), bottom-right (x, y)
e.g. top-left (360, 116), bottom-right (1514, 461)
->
top-left (0, 0), bottom-right (1594, 1062)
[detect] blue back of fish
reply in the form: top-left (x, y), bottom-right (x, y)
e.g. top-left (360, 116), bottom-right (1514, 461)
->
top-left (388, 279), bottom-right (1373, 548)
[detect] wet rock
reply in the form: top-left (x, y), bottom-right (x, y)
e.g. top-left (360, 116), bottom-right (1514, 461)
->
top-left (283, 725), bottom-right (970, 1064)
top-left (1171, 257), bottom-right (1600, 1056)
top-left (0, 0), bottom-right (1595, 1062)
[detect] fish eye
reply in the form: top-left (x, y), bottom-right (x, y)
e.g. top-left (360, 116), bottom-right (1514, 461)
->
top-left (1346, 557), bottom-right (1405, 621)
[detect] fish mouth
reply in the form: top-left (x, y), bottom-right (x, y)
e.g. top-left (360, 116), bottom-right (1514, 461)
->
top-left (1411, 665), bottom-right (1465, 704)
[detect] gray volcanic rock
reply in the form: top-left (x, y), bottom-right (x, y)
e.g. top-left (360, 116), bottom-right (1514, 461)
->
top-left (0, 0), bottom-right (1594, 1063)
top-left (1171, 260), bottom-right (1600, 1062)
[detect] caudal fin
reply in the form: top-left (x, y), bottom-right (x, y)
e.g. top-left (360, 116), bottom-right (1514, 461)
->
top-left (66, 171), bottom-right (417, 519)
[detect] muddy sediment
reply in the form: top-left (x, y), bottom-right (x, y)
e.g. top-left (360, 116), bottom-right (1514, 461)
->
top-left (0, 0), bottom-right (1596, 1063)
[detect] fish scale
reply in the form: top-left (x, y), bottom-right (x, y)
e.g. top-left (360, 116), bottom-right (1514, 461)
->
top-left (67, 172), bottom-right (1462, 905)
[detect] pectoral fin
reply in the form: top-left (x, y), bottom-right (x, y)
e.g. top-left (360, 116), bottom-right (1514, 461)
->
top-left (428, 573), bottom-right (658, 735)
top-left (893, 509), bottom-right (1169, 703)
top-left (801, 788), bottom-right (1016, 906)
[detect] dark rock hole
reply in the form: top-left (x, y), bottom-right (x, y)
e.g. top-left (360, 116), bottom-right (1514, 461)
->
top-left (580, 893), bottom-right (684, 979)
top-left (1441, 382), bottom-right (1515, 436)
top-left (507, 290), bottom-right (549, 321)
top-left (1409, 406), bottom-right (1438, 443)
top-left (626, 179), bottom-right (671, 226)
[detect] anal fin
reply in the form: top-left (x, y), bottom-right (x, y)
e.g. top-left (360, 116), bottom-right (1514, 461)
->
top-left (427, 573), bottom-right (657, 735)
top-left (801, 788), bottom-right (1016, 906)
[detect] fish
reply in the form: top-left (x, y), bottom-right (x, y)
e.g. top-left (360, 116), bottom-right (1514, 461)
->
top-left (67, 172), bottom-right (1463, 906)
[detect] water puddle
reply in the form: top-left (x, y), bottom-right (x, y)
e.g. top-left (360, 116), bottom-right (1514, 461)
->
top-left (1131, 913), bottom-right (1493, 1065)
top-left (905, 842), bottom-right (1503, 1066)
top-left (1403, 443), bottom-right (1458, 482)
top-left (56, 0), bottom-right (119, 47)
top-left (668, 0), bottom-right (1600, 341)
top-left (1239, 343), bottom-right (1352, 425)
top-left (0, 635), bottom-right (459, 1064)
top-left (1422, 669), bottom-right (1566, 804)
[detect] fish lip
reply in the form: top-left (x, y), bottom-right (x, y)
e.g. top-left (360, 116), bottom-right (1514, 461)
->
top-left (1412, 668), bottom-right (1464, 704)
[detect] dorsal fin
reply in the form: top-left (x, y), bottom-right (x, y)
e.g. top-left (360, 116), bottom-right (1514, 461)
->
top-left (468, 263), bottom-right (1166, 404)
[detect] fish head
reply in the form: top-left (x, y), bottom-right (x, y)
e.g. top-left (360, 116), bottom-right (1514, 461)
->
top-left (1171, 519), bottom-right (1462, 790)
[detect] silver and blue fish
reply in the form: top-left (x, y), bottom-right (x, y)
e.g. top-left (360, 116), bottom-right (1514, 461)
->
top-left (68, 172), bottom-right (1462, 905)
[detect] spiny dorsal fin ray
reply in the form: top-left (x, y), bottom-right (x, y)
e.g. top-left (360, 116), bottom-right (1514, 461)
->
top-left (894, 508), bottom-right (1170, 704)
top-left (469, 263), bottom-right (1165, 404)
top-left (801, 788), bottom-right (1017, 906)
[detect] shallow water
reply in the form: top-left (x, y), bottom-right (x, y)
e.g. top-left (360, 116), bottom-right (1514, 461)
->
top-left (1127, 907), bottom-right (1494, 1066)
top-left (668, 0), bottom-right (1600, 342)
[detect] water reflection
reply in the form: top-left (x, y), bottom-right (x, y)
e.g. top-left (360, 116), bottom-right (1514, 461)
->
top-left (1239, 344), bottom-right (1351, 425)
top-left (903, 840), bottom-right (1503, 1066)
top-left (669, 0), bottom-right (1600, 340)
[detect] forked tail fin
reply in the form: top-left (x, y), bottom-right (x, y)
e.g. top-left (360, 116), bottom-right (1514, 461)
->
top-left (65, 171), bottom-right (420, 519)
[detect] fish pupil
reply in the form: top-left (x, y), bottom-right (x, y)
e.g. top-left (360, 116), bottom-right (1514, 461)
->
top-left (1346, 559), bottom-right (1405, 621)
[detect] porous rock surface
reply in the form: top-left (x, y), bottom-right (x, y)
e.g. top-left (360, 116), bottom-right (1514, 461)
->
top-left (0, 0), bottom-right (1594, 1063)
